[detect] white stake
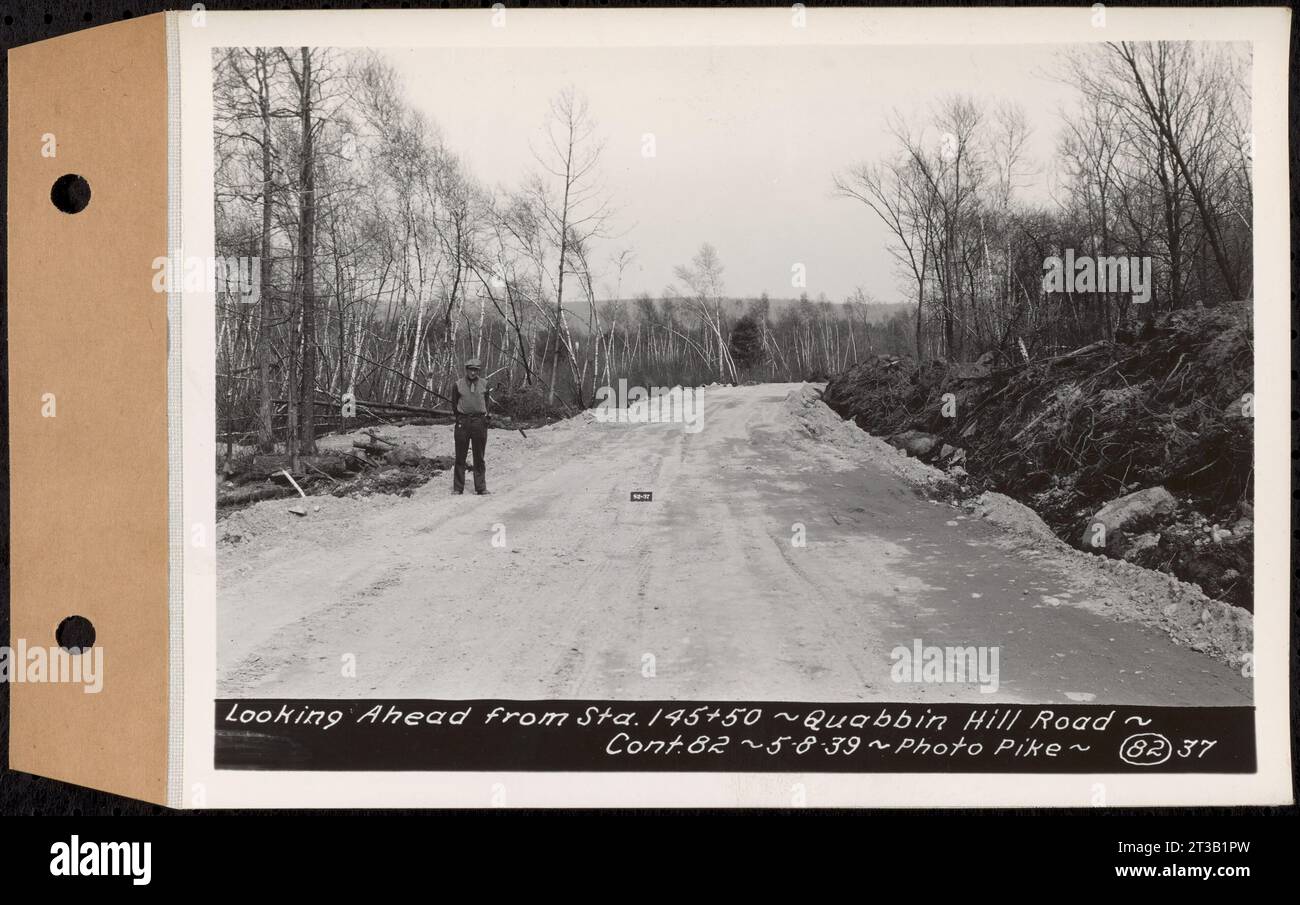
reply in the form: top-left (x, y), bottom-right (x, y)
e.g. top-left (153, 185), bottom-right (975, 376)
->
top-left (280, 469), bottom-right (307, 498)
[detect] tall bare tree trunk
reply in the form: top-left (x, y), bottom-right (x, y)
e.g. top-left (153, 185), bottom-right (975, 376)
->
top-left (297, 47), bottom-right (318, 455)
top-left (256, 52), bottom-right (276, 453)
top-left (549, 198), bottom-right (570, 405)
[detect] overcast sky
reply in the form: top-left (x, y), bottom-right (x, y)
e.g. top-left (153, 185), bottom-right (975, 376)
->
top-left (383, 43), bottom-right (1076, 304)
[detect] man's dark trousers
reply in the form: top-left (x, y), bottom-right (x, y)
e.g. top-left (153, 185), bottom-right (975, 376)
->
top-left (453, 414), bottom-right (488, 493)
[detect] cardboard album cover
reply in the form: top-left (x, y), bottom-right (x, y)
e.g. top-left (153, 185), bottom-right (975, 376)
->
top-left (6, 7), bottom-right (1292, 808)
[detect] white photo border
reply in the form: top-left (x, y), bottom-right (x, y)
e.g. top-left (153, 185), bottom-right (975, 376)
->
top-left (177, 7), bottom-right (1292, 808)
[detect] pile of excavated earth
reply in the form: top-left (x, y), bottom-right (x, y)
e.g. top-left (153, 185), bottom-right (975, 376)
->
top-left (784, 382), bottom-right (1251, 668)
top-left (822, 302), bottom-right (1254, 610)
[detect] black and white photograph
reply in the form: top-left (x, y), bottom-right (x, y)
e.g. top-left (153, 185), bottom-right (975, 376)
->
top-left (214, 37), bottom-right (1255, 695)
top-left (5, 0), bottom-right (1300, 876)
top-left (171, 6), bottom-right (1289, 805)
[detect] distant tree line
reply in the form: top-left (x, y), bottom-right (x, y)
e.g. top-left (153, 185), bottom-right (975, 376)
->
top-left (833, 41), bottom-right (1251, 362)
top-left (213, 42), bottom-right (1246, 457)
top-left (213, 48), bottom-right (913, 456)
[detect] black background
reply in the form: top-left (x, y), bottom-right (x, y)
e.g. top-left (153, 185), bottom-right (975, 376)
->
top-left (0, 0), bottom-right (1295, 861)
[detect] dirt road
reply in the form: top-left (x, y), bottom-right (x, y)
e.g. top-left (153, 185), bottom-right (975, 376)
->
top-left (218, 384), bottom-right (1251, 705)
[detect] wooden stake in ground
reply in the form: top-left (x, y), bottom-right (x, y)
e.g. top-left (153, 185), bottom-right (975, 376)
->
top-left (279, 469), bottom-right (308, 498)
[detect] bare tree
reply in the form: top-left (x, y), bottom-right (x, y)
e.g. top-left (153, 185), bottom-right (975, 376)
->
top-left (527, 87), bottom-right (614, 405)
top-left (1063, 42), bottom-right (1252, 305)
top-left (673, 243), bottom-right (737, 382)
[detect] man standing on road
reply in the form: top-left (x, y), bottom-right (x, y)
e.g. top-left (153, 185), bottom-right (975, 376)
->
top-left (451, 357), bottom-right (491, 495)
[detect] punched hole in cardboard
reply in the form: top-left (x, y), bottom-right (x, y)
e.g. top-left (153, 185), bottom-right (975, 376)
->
top-left (50, 174), bottom-right (91, 214)
top-left (55, 615), bottom-right (96, 653)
